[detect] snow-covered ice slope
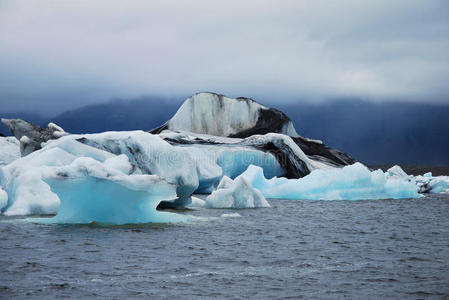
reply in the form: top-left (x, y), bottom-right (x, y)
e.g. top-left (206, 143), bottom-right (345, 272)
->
top-left (41, 157), bottom-right (188, 224)
top-left (0, 136), bottom-right (20, 166)
top-left (236, 163), bottom-right (420, 200)
top-left (206, 175), bottom-right (270, 209)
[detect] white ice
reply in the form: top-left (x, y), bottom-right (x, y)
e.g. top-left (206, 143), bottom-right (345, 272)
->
top-left (237, 163), bottom-right (420, 200)
top-left (206, 175), bottom-right (270, 209)
top-left (386, 165), bottom-right (449, 194)
top-left (165, 92), bottom-right (299, 137)
top-left (0, 131), bottom-right (285, 216)
top-left (0, 136), bottom-right (20, 166)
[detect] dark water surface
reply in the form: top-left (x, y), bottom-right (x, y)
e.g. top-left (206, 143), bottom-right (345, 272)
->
top-left (1, 195), bottom-right (449, 299)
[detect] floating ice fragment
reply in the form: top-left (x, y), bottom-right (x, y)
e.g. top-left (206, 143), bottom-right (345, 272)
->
top-left (206, 175), bottom-right (270, 209)
top-left (221, 213), bottom-right (242, 218)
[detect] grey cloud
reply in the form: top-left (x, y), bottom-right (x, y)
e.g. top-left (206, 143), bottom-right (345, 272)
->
top-left (0, 0), bottom-right (448, 114)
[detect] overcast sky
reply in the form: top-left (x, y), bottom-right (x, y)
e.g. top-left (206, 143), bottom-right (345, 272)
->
top-left (1, 0), bottom-right (448, 114)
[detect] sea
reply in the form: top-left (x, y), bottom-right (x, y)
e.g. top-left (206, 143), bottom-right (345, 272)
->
top-left (1, 194), bottom-right (448, 299)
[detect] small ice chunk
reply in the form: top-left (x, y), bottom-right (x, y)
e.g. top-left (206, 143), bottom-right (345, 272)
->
top-left (221, 213), bottom-right (242, 218)
top-left (427, 176), bottom-right (449, 194)
top-left (188, 196), bottom-right (206, 208)
top-left (423, 172), bottom-right (432, 178)
top-left (206, 176), bottom-right (270, 209)
top-left (48, 122), bottom-right (65, 133)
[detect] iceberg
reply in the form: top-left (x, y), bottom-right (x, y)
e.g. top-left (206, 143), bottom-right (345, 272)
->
top-left (41, 157), bottom-right (188, 224)
top-left (0, 136), bottom-right (118, 215)
top-left (386, 165), bottom-right (449, 194)
top-left (152, 92), bottom-right (356, 168)
top-left (236, 163), bottom-right (420, 200)
top-left (206, 175), bottom-right (270, 209)
top-left (1, 92), bottom-right (447, 220)
top-left (0, 130), bottom-right (285, 215)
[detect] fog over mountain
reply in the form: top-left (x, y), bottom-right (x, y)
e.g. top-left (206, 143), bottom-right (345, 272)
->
top-left (1, 1), bottom-right (448, 165)
top-left (1, 0), bottom-right (449, 115)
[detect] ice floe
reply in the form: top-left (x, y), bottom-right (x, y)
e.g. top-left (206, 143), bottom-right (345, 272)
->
top-left (233, 163), bottom-right (420, 200)
top-left (206, 175), bottom-right (270, 209)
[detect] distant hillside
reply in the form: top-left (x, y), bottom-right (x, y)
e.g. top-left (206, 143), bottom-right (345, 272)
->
top-left (1, 97), bottom-right (448, 166)
top-left (51, 98), bottom-right (181, 133)
top-left (277, 101), bottom-right (449, 166)
top-left (0, 97), bottom-right (181, 135)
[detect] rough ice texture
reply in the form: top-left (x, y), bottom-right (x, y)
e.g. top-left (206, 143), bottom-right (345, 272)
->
top-left (237, 163), bottom-right (420, 200)
top-left (0, 131), bottom-right (285, 215)
top-left (41, 157), bottom-right (188, 224)
top-left (74, 131), bottom-right (286, 198)
top-left (386, 165), bottom-right (449, 194)
top-left (206, 175), bottom-right (270, 209)
top-left (152, 92), bottom-right (299, 138)
top-left (0, 136), bottom-right (20, 166)
top-left (157, 130), bottom-right (335, 178)
top-left (151, 92), bottom-right (355, 168)
top-left (1, 118), bottom-right (68, 156)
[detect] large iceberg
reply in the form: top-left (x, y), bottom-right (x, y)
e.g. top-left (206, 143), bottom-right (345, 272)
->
top-left (41, 157), bottom-right (188, 224)
top-left (235, 163), bottom-right (420, 200)
top-left (206, 175), bottom-right (270, 209)
top-left (0, 130), bottom-right (286, 215)
top-left (151, 92), bottom-right (356, 168)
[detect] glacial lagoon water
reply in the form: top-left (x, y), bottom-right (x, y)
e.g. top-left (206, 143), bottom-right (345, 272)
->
top-left (1, 194), bottom-right (449, 299)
